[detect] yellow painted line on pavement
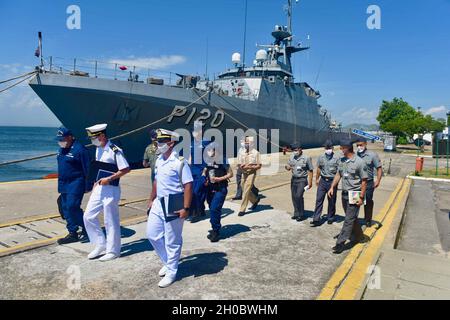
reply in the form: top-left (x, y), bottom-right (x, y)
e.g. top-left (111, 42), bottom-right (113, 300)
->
top-left (0, 214), bottom-right (149, 257)
top-left (0, 213), bottom-right (61, 228)
top-left (317, 178), bottom-right (411, 300)
top-left (0, 178), bottom-right (57, 185)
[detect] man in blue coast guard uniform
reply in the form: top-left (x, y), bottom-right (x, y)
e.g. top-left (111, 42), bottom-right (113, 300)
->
top-left (83, 124), bottom-right (130, 261)
top-left (147, 129), bottom-right (193, 288)
top-left (56, 127), bottom-right (90, 245)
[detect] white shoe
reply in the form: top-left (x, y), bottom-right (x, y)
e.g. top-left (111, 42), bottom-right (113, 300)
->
top-left (158, 275), bottom-right (176, 288)
top-left (158, 266), bottom-right (167, 277)
top-left (87, 246), bottom-right (106, 259)
top-left (99, 253), bottom-right (120, 262)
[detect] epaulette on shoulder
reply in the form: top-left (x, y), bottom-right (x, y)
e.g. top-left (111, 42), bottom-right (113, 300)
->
top-left (110, 143), bottom-right (120, 153)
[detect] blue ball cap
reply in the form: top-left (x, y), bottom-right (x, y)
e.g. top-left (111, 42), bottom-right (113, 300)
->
top-left (55, 127), bottom-right (72, 141)
top-left (340, 139), bottom-right (354, 147)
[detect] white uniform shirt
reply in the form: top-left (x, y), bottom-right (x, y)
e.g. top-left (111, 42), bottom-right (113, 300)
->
top-left (154, 151), bottom-right (193, 198)
top-left (96, 140), bottom-right (129, 170)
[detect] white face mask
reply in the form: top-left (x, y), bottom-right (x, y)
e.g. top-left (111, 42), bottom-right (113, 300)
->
top-left (207, 151), bottom-right (215, 158)
top-left (325, 149), bottom-right (333, 156)
top-left (58, 141), bottom-right (68, 148)
top-left (294, 151), bottom-right (301, 156)
top-left (357, 146), bottom-right (366, 153)
top-left (157, 142), bottom-right (170, 154)
top-left (91, 138), bottom-right (102, 147)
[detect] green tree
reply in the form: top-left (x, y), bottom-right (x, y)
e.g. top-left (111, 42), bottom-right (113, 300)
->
top-left (377, 98), bottom-right (417, 138)
top-left (377, 98), bottom-right (445, 141)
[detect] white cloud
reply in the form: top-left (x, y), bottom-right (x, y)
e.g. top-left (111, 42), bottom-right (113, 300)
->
top-left (107, 55), bottom-right (186, 70)
top-left (0, 73), bottom-right (60, 126)
top-left (0, 63), bottom-right (22, 74)
top-left (424, 105), bottom-right (447, 116)
top-left (338, 107), bottom-right (378, 125)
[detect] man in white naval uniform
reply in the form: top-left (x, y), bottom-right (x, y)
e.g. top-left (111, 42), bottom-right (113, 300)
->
top-left (83, 124), bottom-right (130, 261)
top-left (147, 129), bottom-right (193, 288)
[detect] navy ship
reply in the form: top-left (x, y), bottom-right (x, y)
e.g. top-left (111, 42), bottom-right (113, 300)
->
top-left (29, 0), bottom-right (351, 165)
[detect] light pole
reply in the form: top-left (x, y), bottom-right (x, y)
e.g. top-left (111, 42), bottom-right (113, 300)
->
top-left (447, 111), bottom-right (450, 175)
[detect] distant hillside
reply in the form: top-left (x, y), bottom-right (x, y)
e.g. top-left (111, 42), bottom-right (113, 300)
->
top-left (342, 123), bottom-right (380, 131)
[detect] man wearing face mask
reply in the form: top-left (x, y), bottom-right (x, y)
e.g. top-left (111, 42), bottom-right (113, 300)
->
top-left (143, 129), bottom-right (159, 184)
top-left (237, 136), bottom-right (262, 217)
top-left (147, 129), bottom-right (193, 288)
top-left (285, 143), bottom-right (314, 221)
top-left (356, 138), bottom-right (382, 227)
top-left (83, 124), bottom-right (130, 261)
top-left (311, 140), bottom-right (340, 226)
top-left (328, 139), bottom-right (368, 254)
top-left (200, 142), bottom-right (233, 242)
top-left (55, 127), bottom-right (91, 245)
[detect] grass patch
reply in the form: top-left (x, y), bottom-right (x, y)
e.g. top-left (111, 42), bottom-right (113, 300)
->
top-left (414, 168), bottom-right (450, 179)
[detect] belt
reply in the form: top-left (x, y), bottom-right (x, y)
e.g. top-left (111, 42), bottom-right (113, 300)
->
top-left (321, 177), bottom-right (334, 182)
top-left (292, 176), bottom-right (307, 180)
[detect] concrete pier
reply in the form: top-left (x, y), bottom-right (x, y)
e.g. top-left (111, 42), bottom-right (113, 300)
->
top-left (0, 143), bottom-right (448, 299)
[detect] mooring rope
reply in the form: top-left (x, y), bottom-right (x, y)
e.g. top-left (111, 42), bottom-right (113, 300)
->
top-left (0, 72), bottom-right (38, 94)
top-left (0, 89), bottom-right (210, 167)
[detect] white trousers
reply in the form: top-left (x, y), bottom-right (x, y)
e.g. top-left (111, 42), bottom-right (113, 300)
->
top-left (83, 185), bottom-right (121, 255)
top-left (146, 198), bottom-right (184, 279)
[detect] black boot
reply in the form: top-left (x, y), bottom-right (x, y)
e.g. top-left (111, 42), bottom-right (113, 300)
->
top-left (207, 230), bottom-right (220, 242)
top-left (57, 232), bottom-right (79, 245)
top-left (332, 243), bottom-right (345, 254)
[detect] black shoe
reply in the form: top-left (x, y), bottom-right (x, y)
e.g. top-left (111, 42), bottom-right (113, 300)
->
top-left (291, 215), bottom-right (299, 220)
top-left (238, 211), bottom-right (246, 217)
top-left (327, 220), bottom-right (334, 225)
top-left (207, 230), bottom-right (220, 242)
top-left (366, 221), bottom-right (372, 228)
top-left (79, 229), bottom-right (89, 242)
top-left (232, 197), bottom-right (242, 201)
top-left (332, 243), bottom-right (345, 254)
top-left (57, 232), bottom-right (79, 245)
top-left (249, 198), bottom-right (260, 211)
top-left (352, 235), bottom-right (371, 245)
top-left (296, 216), bottom-right (305, 222)
top-left (310, 221), bottom-right (321, 227)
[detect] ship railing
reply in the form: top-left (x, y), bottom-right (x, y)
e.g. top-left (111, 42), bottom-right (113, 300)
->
top-left (43, 56), bottom-right (181, 86)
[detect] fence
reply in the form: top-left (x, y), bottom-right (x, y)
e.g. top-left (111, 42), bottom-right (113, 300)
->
top-left (44, 56), bottom-right (180, 86)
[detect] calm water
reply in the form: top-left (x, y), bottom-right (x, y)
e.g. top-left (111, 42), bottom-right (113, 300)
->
top-left (0, 126), bottom-right (59, 182)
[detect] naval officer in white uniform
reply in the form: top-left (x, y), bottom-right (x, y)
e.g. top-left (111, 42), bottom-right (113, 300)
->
top-left (147, 129), bottom-right (193, 288)
top-left (83, 124), bottom-right (130, 261)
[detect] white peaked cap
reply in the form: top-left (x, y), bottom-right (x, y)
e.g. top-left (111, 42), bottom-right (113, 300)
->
top-left (86, 123), bottom-right (108, 137)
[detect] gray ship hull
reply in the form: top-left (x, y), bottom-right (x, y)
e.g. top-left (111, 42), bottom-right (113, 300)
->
top-left (29, 73), bottom-right (351, 165)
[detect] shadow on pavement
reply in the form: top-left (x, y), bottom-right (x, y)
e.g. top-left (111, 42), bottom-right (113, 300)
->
top-left (220, 223), bottom-right (251, 239)
top-left (120, 238), bottom-right (153, 258)
top-left (177, 252), bottom-right (228, 279)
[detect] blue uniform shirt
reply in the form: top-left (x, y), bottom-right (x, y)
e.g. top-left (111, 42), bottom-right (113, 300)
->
top-left (57, 140), bottom-right (90, 194)
top-left (189, 139), bottom-right (210, 177)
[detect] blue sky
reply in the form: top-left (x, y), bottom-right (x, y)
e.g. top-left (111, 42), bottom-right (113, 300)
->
top-left (0, 0), bottom-right (449, 126)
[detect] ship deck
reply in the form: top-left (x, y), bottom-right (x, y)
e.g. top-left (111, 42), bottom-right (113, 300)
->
top-left (1, 144), bottom-right (449, 299)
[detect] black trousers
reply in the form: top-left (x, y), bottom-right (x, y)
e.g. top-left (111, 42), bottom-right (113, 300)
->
top-left (291, 177), bottom-right (308, 218)
top-left (313, 178), bottom-right (337, 222)
top-left (364, 180), bottom-right (375, 223)
top-left (336, 193), bottom-right (364, 245)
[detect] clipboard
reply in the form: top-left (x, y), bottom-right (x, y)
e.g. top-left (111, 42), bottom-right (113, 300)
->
top-left (160, 193), bottom-right (185, 222)
top-left (87, 160), bottom-right (120, 191)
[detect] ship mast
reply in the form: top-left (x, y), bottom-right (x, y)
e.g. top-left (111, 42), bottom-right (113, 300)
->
top-left (287, 0), bottom-right (293, 45)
